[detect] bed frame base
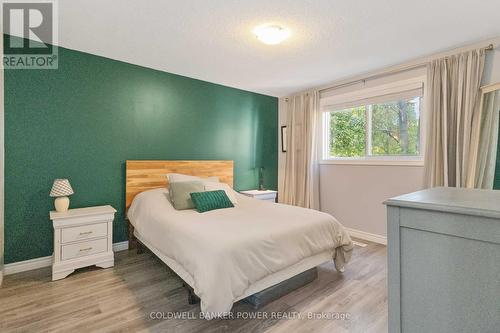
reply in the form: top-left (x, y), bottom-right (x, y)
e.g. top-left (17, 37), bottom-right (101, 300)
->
top-left (128, 220), bottom-right (202, 304)
top-left (181, 269), bottom-right (319, 308)
top-left (127, 219), bottom-right (138, 250)
top-left (136, 241), bottom-right (145, 254)
top-left (244, 267), bottom-right (318, 309)
top-left (183, 282), bottom-right (201, 304)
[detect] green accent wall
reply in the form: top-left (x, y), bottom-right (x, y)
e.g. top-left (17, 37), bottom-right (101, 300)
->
top-left (4, 39), bottom-right (278, 263)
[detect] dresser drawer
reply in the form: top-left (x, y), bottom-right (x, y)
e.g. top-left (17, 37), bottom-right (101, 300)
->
top-left (61, 223), bottom-right (107, 244)
top-left (61, 238), bottom-right (108, 261)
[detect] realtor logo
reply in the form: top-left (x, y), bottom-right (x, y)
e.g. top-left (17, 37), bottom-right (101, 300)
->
top-left (2, 0), bottom-right (58, 69)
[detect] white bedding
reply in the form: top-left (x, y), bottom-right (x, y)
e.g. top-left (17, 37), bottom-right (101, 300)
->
top-left (127, 188), bottom-right (353, 318)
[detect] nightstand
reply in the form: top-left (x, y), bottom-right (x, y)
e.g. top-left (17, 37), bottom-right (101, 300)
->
top-left (240, 190), bottom-right (278, 202)
top-left (50, 205), bottom-right (116, 281)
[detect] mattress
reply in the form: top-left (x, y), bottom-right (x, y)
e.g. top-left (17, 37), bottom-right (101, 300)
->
top-left (127, 188), bottom-right (353, 318)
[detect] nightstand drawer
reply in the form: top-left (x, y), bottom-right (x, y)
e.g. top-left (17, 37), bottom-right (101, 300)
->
top-left (61, 222), bottom-right (107, 244)
top-left (61, 238), bottom-right (108, 261)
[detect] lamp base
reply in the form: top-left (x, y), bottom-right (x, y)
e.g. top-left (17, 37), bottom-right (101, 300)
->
top-left (54, 196), bottom-right (70, 212)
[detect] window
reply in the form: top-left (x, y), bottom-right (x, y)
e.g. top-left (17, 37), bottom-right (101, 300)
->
top-left (322, 79), bottom-right (424, 164)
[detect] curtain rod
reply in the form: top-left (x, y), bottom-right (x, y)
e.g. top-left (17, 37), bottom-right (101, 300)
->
top-left (317, 43), bottom-right (495, 95)
top-left (284, 43), bottom-right (495, 101)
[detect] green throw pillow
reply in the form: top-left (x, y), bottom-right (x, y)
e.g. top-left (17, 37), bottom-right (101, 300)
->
top-left (190, 190), bottom-right (234, 213)
top-left (169, 181), bottom-right (204, 210)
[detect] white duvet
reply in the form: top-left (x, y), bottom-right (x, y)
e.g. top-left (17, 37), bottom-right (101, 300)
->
top-left (127, 188), bottom-right (353, 318)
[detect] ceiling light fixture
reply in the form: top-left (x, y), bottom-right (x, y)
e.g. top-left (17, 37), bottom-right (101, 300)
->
top-left (253, 24), bottom-right (290, 45)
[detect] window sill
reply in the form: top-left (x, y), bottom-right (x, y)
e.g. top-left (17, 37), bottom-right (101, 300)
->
top-left (320, 159), bottom-right (424, 167)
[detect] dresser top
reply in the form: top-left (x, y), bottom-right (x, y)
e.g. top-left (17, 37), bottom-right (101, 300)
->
top-left (385, 187), bottom-right (500, 219)
top-left (50, 205), bottom-right (116, 220)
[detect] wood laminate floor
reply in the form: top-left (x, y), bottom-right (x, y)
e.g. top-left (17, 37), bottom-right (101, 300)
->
top-left (0, 239), bottom-right (387, 333)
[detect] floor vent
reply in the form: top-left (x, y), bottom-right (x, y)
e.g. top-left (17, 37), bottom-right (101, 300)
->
top-left (353, 240), bottom-right (368, 248)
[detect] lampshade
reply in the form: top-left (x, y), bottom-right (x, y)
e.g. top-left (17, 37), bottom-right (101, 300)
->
top-left (50, 179), bottom-right (74, 197)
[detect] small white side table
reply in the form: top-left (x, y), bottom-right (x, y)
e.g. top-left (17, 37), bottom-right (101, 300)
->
top-left (50, 205), bottom-right (116, 281)
top-left (240, 190), bottom-right (278, 202)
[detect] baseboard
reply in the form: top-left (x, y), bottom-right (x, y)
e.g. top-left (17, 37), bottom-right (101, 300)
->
top-left (4, 256), bottom-right (53, 275)
top-left (112, 241), bottom-right (129, 252)
top-left (345, 227), bottom-right (387, 245)
top-left (4, 240), bottom-right (129, 276)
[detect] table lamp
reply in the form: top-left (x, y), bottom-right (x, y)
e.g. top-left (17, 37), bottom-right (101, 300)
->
top-left (50, 179), bottom-right (74, 212)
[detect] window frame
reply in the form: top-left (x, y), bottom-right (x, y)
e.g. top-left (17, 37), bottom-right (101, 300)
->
top-left (320, 77), bottom-right (426, 166)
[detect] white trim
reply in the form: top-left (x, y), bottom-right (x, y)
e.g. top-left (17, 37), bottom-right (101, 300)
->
top-left (320, 76), bottom-right (427, 163)
top-left (321, 112), bottom-right (330, 162)
top-left (4, 240), bottom-right (129, 275)
top-left (345, 227), bottom-right (387, 245)
top-left (352, 240), bottom-right (368, 248)
top-left (320, 158), bottom-right (424, 167)
top-left (4, 256), bottom-right (53, 275)
top-left (320, 76), bottom-right (425, 108)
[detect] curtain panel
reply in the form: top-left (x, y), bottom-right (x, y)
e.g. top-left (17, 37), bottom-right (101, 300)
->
top-left (281, 90), bottom-right (321, 209)
top-left (424, 49), bottom-right (486, 188)
top-left (473, 89), bottom-right (500, 188)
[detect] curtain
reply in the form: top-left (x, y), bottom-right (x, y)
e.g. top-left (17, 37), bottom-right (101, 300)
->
top-left (423, 49), bottom-right (486, 188)
top-left (471, 89), bottom-right (500, 188)
top-left (281, 90), bottom-right (320, 209)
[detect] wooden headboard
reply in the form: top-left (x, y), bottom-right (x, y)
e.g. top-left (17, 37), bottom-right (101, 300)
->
top-left (125, 160), bottom-right (234, 210)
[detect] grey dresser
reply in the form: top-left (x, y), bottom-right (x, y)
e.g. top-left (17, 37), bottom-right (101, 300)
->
top-left (385, 187), bottom-right (500, 333)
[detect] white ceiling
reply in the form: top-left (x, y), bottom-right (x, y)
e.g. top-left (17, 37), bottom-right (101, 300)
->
top-left (57, 0), bottom-right (500, 97)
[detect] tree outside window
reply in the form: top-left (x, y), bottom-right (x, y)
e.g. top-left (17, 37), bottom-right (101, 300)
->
top-left (328, 96), bottom-right (421, 158)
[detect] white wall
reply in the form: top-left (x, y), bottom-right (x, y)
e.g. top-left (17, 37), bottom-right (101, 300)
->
top-left (278, 98), bottom-right (287, 196)
top-left (279, 41), bottom-right (500, 242)
top-left (318, 67), bottom-right (426, 239)
top-left (320, 164), bottom-right (423, 237)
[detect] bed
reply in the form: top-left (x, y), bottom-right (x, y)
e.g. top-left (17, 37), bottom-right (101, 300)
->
top-left (125, 160), bottom-right (353, 318)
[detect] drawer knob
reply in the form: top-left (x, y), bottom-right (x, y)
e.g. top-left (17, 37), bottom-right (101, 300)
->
top-left (79, 247), bottom-right (93, 252)
top-left (79, 231), bottom-right (93, 236)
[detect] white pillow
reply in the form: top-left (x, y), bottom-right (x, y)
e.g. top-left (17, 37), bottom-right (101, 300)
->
top-left (167, 173), bottom-right (219, 183)
top-left (204, 181), bottom-right (238, 205)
